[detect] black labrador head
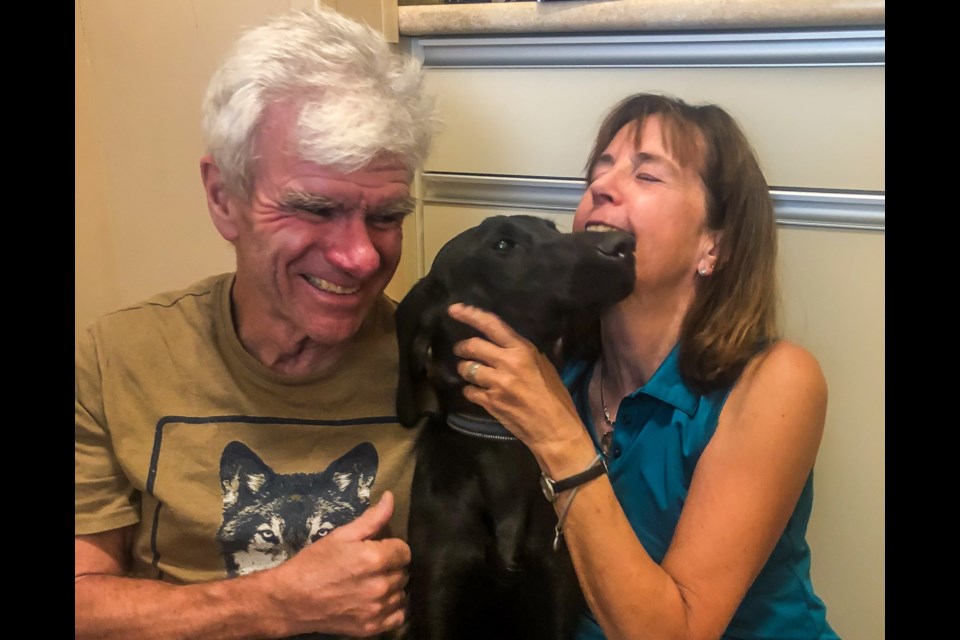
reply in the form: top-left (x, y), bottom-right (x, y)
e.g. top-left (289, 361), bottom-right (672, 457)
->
top-left (396, 214), bottom-right (635, 427)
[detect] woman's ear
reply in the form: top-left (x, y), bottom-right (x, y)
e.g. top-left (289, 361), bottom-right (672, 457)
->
top-left (200, 155), bottom-right (240, 242)
top-left (697, 230), bottom-right (722, 276)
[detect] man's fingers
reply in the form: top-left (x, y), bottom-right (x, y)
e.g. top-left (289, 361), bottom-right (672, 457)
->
top-left (379, 606), bottom-right (407, 633)
top-left (368, 536), bottom-right (413, 571)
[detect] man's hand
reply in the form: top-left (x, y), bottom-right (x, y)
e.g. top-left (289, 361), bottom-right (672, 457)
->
top-left (269, 490), bottom-right (411, 637)
top-left (76, 491), bottom-right (410, 639)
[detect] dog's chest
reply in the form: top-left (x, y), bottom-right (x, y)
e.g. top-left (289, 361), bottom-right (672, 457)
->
top-left (415, 428), bottom-right (558, 558)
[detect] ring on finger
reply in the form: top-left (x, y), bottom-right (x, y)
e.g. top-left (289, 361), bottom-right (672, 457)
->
top-left (465, 361), bottom-right (480, 383)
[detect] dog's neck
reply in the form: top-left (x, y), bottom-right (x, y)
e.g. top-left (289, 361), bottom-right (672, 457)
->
top-left (434, 314), bottom-right (559, 442)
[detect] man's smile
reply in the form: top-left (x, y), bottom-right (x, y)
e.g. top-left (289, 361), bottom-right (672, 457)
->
top-left (302, 274), bottom-right (360, 295)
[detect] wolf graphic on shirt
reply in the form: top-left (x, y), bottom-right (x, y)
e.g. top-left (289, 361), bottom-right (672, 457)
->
top-left (217, 440), bottom-right (379, 577)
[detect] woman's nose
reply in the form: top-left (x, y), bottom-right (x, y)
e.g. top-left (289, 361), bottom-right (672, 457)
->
top-left (587, 168), bottom-right (623, 207)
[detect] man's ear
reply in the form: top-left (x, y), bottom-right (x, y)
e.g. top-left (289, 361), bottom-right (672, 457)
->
top-left (200, 155), bottom-right (240, 242)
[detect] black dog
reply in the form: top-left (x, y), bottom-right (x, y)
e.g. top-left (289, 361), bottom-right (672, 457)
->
top-left (396, 215), bottom-right (635, 640)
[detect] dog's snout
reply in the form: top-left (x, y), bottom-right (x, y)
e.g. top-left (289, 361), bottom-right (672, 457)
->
top-left (596, 232), bottom-right (636, 260)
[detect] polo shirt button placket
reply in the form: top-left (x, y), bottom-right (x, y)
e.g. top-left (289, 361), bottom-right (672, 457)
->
top-left (612, 406), bottom-right (633, 458)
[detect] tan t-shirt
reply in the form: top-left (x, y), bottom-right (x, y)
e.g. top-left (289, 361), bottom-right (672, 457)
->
top-left (75, 273), bottom-right (420, 585)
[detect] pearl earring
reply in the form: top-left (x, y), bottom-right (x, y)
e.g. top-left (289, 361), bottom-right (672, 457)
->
top-left (698, 266), bottom-right (709, 276)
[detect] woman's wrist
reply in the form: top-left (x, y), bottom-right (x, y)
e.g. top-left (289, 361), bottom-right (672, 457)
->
top-left (532, 424), bottom-right (599, 481)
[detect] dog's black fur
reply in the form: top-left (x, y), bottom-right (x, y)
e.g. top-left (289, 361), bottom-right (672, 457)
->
top-left (396, 215), bottom-right (635, 640)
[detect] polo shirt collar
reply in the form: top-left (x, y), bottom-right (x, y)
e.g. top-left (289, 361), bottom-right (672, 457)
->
top-left (627, 343), bottom-right (699, 417)
top-left (563, 343), bottom-right (701, 418)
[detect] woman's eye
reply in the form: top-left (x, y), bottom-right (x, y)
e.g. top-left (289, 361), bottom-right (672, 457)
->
top-left (636, 173), bottom-right (663, 183)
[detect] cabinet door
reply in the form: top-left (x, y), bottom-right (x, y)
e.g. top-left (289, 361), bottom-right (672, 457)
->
top-left (423, 65), bottom-right (884, 191)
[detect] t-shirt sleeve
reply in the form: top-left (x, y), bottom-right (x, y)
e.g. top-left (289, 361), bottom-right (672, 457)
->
top-left (75, 326), bottom-right (140, 535)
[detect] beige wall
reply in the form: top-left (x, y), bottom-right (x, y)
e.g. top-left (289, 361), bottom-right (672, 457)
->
top-left (75, 0), bottom-right (121, 331)
top-left (780, 227), bottom-right (884, 640)
top-left (76, 0), bottom-right (271, 335)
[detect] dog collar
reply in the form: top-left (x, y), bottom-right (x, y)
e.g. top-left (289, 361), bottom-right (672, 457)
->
top-left (446, 412), bottom-right (518, 442)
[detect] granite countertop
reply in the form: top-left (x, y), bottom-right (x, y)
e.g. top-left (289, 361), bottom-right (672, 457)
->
top-left (398, 0), bottom-right (885, 36)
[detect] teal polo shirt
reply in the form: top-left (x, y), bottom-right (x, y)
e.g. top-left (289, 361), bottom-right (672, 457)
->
top-left (563, 345), bottom-right (838, 640)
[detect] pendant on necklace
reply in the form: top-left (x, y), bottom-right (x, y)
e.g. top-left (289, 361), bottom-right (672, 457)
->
top-left (598, 361), bottom-right (617, 459)
top-left (600, 429), bottom-right (615, 459)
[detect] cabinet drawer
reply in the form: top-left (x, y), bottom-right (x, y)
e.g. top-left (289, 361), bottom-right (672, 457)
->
top-left (424, 65), bottom-right (883, 191)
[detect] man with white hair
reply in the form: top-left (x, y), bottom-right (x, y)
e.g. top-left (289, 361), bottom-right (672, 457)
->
top-left (75, 8), bottom-right (435, 638)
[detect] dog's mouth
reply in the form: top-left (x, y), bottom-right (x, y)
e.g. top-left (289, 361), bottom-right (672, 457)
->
top-left (302, 274), bottom-right (360, 295)
top-left (583, 223), bottom-right (636, 262)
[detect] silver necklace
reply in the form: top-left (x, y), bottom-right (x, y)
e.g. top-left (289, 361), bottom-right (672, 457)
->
top-left (598, 360), bottom-right (616, 457)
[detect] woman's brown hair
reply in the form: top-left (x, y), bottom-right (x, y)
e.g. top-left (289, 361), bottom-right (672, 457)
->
top-left (575, 93), bottom-right (780, 392)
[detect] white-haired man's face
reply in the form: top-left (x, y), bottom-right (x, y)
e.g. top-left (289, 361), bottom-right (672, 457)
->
top-left (208, 101), bottom-right (414, 363)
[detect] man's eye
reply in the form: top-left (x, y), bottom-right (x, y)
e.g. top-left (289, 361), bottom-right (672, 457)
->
top-left (301, 206), bottom-right (336, 217)
top-left (368, 213), bottom-right (406, 228)
top-left (281, 201), bottom-right (336, 218)
top-left (493, 238), bottom-right (515, 252)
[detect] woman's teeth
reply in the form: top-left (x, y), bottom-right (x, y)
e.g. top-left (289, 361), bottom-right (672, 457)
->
top-left (587, 224), bottom-right (624, 234)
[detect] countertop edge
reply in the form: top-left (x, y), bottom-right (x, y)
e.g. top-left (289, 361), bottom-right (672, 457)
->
top-left (398, 0), bottom-right (885, 37)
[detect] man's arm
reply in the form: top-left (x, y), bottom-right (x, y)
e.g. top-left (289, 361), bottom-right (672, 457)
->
top-left (75, 492), bottom-right (410, 640)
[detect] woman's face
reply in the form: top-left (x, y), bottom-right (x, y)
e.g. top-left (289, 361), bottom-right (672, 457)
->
top-left (573, 116), bottom-right (720, 297)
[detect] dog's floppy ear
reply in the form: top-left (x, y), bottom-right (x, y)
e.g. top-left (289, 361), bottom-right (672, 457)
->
top-left (395, 276), bottom-right (446, 428)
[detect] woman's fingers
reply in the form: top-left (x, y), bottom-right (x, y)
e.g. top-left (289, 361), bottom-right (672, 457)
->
top-left (448, 303), bottom-right (524, 348)
top-left (449, 304), bottom-right (539, 369)
top-left (459, 359), bottom-right (486, 386)
top-left (453, 336), bottom-right (503, 367)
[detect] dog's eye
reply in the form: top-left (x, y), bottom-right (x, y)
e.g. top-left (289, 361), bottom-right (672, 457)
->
top-left (493, 238), bottom-right (516, 252)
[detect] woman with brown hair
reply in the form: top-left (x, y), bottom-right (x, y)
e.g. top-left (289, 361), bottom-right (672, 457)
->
top-left (449, 93), bottom-right (838, 639)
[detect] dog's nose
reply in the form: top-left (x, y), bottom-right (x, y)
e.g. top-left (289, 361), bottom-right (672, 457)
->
top-left (596, 232), bottom-right (635, 260)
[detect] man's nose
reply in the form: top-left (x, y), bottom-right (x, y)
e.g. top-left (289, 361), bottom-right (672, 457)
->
top-left (325, 214), bottom-right (381, 278)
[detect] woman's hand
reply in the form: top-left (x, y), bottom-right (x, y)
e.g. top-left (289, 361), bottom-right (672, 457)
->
top-left (448, 303), bottom-right (594, 471)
